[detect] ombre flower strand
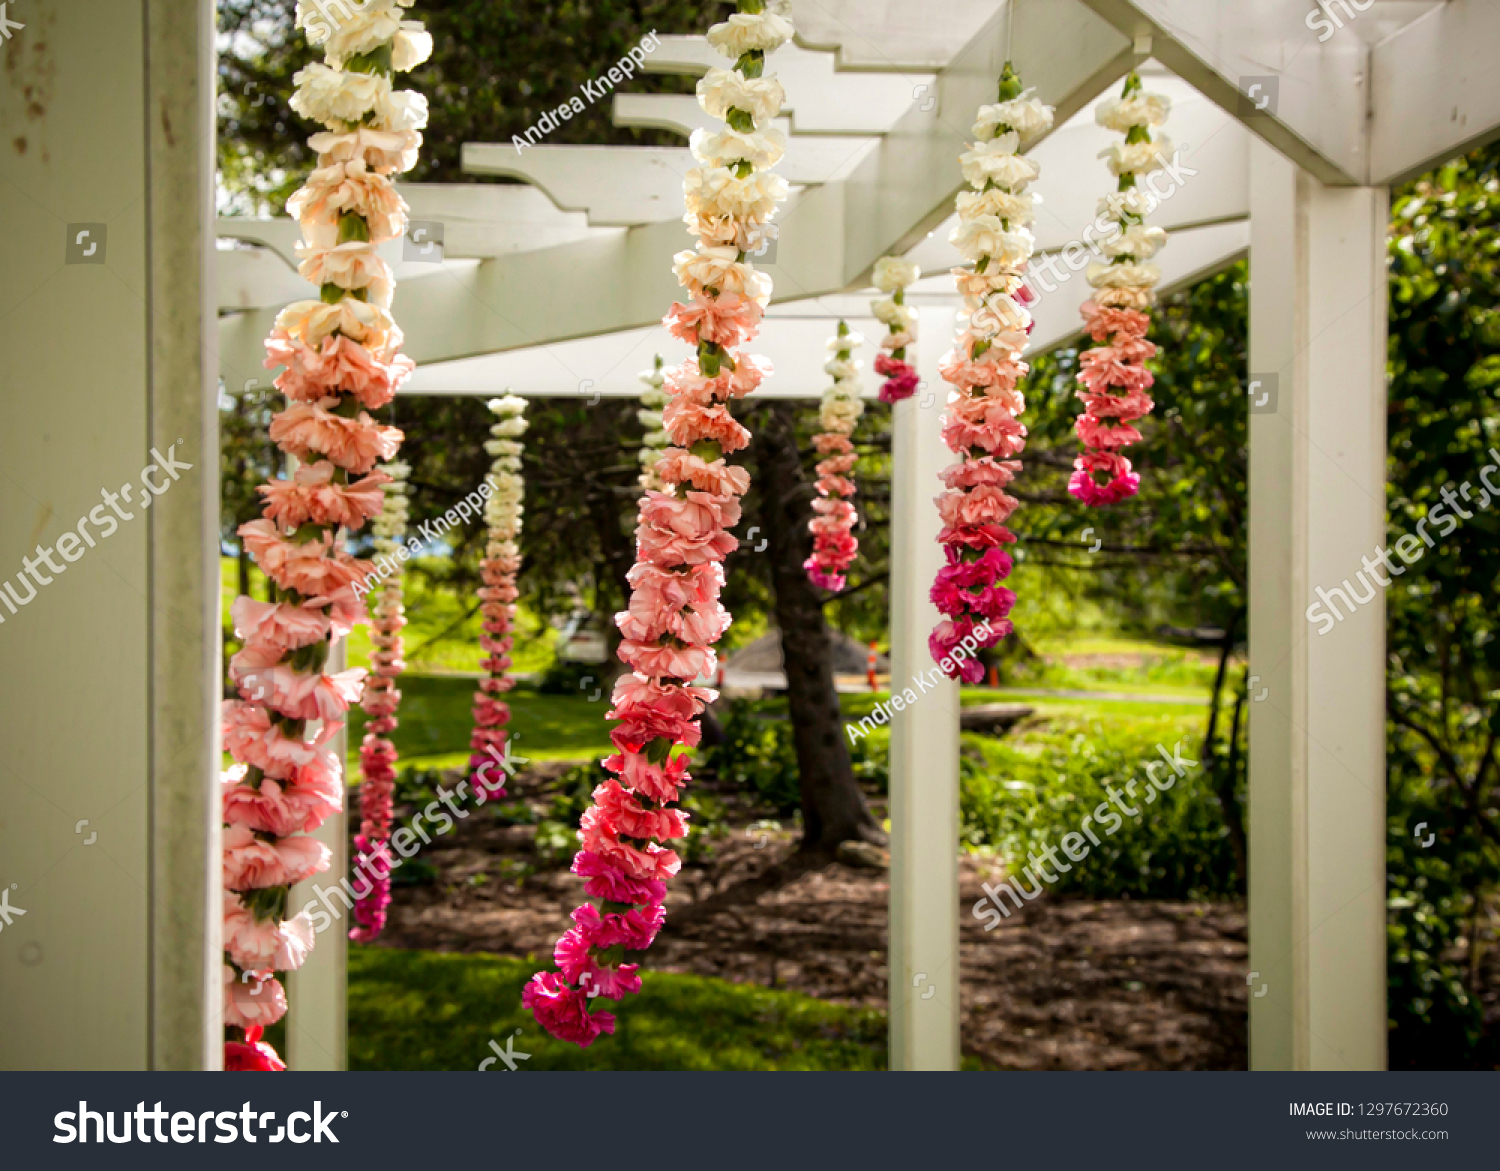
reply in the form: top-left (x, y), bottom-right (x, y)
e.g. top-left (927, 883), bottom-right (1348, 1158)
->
top-left (805, 320), bottom-right (864, 592)
top-left (637, 356), bottom-right (670, 492)
top-left (469, 395), bottom-right (528, 798)
top-left (350, 459), bottom-right (409, 943)
top-left (930, 62), bottom-right (1053, 682)
top-left (524, 0), bottom-right (793, 1047)
top-left (871, 256), bottom-right (920, 402)
top-left (1070, 71), bottom-right (1171, 507)
top-left (221, 0), bottom-right (428, 1070)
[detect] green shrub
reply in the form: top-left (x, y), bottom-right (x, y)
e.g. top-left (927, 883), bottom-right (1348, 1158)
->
top-left (1385, 730), bottom-right (1498, 1067)
top-left (702, 699), bottom-right (801, 813)
top-left (958, 718), bottom-right (1241, 900)
top-left (701, 698), bottom-right (890, 814)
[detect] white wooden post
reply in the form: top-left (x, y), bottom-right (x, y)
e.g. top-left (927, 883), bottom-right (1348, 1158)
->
top-left (887, 303), bottom-right (962, 1071)
top-left (1248, 138), bottom-right (1388, 1070)
top-left (0, 0), bottom-right (219, 1070)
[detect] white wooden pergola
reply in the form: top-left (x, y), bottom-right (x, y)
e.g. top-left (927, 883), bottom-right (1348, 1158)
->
top-left (4, 0), bottom-right (1496, 1071)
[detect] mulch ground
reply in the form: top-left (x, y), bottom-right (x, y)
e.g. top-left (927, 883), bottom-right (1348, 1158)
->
top-left (366, 760), bottom-right (1251, 1070)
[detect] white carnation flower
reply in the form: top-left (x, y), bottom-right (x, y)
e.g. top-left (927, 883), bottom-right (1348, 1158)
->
top-left (690, 126), bottom-right (787, 170)
top-left (290, 63), bottom-right (388, 126)
top-left (488, 394), bottom-right (528, 416)
top-left (956, 187), bottom-right (1035, 226)
top-left (374, 87), bottom-right (429, 132)
top-left (1087, 260), bottom-right (1162, 290)
top-left (391, 26), bottom-right (433, 72)
top-left (673, 245), bottom-right (773, 303)
top-left (871, 298), bottom-right (918, 333)
top-left (1099, 136), bottom-right (1173, 178)
top-left (696, 68), bottom-right (786, 128)
top-left (872, 256), bottom-right (920, 292)
top-left (1103, 222), bottom-right (1168, 260)
top-left (706, 11), bottom-right (795, 59)
top-left (1095, 91), bottom-right (1171, 134)
top-left (959, 133), bottom-right (1040, 191)
top-left (1097, 187), bottom-right (1157, 223)
top-left (683, 166), bottom-right (788, 225)
top-left (820, 397), bottom-right (863, 430)
top-left (826, 331), bottom-right (865, 351)
top-left (491, 415), bottom-right (530, 438)
top-left (972, 92), bottom-right (1055, 147)
top-left (824, 358), bottom-right (861, 380)
top-left (949, 216), bottom-right (1035, 267)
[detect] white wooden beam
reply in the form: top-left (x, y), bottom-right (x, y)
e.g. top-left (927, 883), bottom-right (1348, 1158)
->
top-left (219, 0), bottom-right (1134, 381)
top-left (1370, 0), bottom-right (1500, 186)
top-left (1077, 0), bottom-right (1368, 185)
top-left (887, 304), bottom-right (963, 1071)
top-left (463, 139), bottom-right (877, 227)
top-left (219, 183), bottom-right (607, 268)
top-left (645, 36), bottom-right (934, 134)
top-left (1248, 137), bottom-right (1388, 1070)
top-left (790, 0), bottom-right (1006, 71)
top-left (385, 219), bottom-right (1247, 399)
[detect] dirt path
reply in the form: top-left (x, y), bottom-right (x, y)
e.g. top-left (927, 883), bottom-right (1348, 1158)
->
top-left (368, 763), bottom-right (1250, 1070)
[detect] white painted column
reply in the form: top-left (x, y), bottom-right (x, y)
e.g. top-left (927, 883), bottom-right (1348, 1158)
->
top-left (1248, 138), bottom-right (1388, 1070)
top-left (0, 0), bottom-right (220, 1070)
top-left (887, 303), bottom-right (962, 1071)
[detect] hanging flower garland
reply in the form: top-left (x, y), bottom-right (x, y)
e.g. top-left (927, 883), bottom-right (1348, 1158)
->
top-left (220, 0), bottom-right (429, 1072)
top-left (928, 63), bottom-right (1053, 682)
top-left (523, 0), bottom-right (793, 1047)
top-left (468, 395), bottom-right (529, 795)
top-left (636, 356), bottom-right (670, 492)
top-left (871, 256), bottom-right (920, 402)
top-left (805, 320), bottom-right (864, 591)
top-left (349, 460), bottom-right (408, 944)
top-left (1069, 71), bottom-right (1171, 507)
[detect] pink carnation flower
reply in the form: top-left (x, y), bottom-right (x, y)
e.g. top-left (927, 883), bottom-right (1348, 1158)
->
top-left (521, 972), bottom-right (615, 1048)
top-left (1068, 450), bottom-right (1140, 506)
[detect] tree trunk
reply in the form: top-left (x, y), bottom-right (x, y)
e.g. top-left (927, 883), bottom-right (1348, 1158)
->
top-left (1203, 613), bottom-right (1248, 891)
top-left (237, 544), bottom-right (252, 605)
top-left (750, 401), bottom-right (885, 852)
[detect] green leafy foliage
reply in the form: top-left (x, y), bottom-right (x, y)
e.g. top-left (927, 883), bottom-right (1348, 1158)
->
top-left (958, 718), bottom-right (1242, 901)
top-left (1382, 144), bottom-right (1500, 1067)
top-left (701, 698), bottom-right (888, 814)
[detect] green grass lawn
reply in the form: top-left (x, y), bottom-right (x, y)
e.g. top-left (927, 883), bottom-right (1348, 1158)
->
top-left (220, 554), bottom-right (557, 675)
top-left (354, 666), bottom-right (1213, 779)
top-left (349, 946), bottom-right (888, 1071)
top-left (347, 676), bottom-right (617, 771)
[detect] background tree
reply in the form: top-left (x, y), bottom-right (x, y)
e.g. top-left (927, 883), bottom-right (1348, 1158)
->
top-left (1384, 143), bottom-right (1500, 1067)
